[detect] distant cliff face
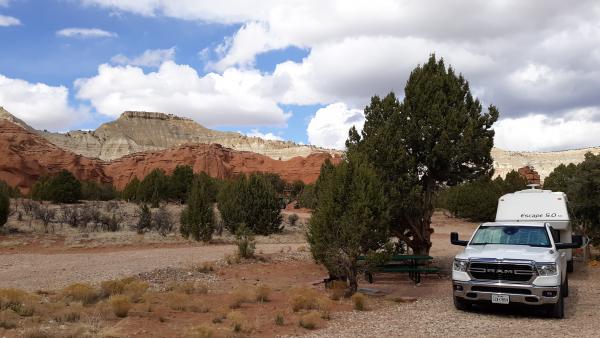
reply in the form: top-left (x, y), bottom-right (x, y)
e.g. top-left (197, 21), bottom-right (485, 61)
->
top-left (491, 147), bottom-right (600, 182)
top-left (0, 119), bottom-right (340, 192)
top-left (40, 111), bottom-right (339, 161)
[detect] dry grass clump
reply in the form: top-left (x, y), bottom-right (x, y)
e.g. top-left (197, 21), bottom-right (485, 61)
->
top-left (328, 280), bottom-right (347, 301)
top-left (0, 288), bottom-right (38, 317)
top-left (255, 284), bottom-right (271, 302)
top-left (62, 283), bottom-right (99, 305)
top-left (165, 292), bottom-right (209, 313)
top-left (170, 281), bottom-right (209, 295)
top-left (274, 313), bottom-right (284, 326)
top-left (23, 327), bottom-right (55, 338)
top-left (227, 310), bottom-right (247, 332)
top-left (52, 303), bottom-right (83, 323)
top-left (289, 288), bottom-right (324, 312)
top-left (101, 278), bottom-right (148, 302)
top-left (188, 325), bottom-right (214, 338)
top-left (193, 262), bottom-right (215, 273)
top-left (229, 288), bottom-right (251, 309)
top-left (298, 311), bottom-right (321, 330)
top-left (225, 254), bottom-right (241, 265)
top-left (351, 293), bottom-right (367, 311)
top-left (0, 309), bottom-right (18, 329)
top-left (109, 295), bottom-right (132, 318)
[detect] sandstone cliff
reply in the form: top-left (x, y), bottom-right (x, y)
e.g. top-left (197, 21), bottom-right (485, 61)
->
top-left (0, 120), bottom-right (340, 192)
top-left (41, 111), bottom-right (338, 161)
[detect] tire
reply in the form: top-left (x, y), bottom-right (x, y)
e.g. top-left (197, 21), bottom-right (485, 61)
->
top-left (454, 296), bottom-right (472, 311)
top-left (548, 290), bottom-right (564, 319)
top-left (567, 260), bottom-right (574, 273)
top-left (562, 277), bottom-right (569, 297)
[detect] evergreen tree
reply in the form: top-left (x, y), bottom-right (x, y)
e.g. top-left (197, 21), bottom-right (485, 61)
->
top-left (169, 165), bottom-right (195, 203)
top-left (502, 170), bottom-right (528, 193)
top-left (569, 153), bottom-right (600, 246)
top-left (180, 177), bottom-right (215, 242)
top-left (544, 163), bottom-right (578, 192)
top-left (31, 170), bottom-right (82, 203)
top-left (121, 177), bottom-right (140, 201)
top-left (0, 189), bottom-right (8, 228)
top-left (217, 175), bottom-right (247, 233)
top-left (137, 169), bottom-right (168, 205)
top-left (136, 204), bottom-right (152, 234)
top-left (346, 55), bottom-right (498, 254)
top-left (308, 154), bottom-right (389, 293)
top-left (81, 181), bottom-right (117, 201)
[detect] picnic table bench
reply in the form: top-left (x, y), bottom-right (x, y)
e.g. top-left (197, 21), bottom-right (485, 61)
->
top-left (358, 254), bottom-right (439, 284)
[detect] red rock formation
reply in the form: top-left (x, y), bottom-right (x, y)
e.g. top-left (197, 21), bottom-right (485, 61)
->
top-left (0, 120), bottom-right (111, 193)
top-left (518, 166), bottom-right (541, 185)
top-left (0, 120), bottom-right (340, 192)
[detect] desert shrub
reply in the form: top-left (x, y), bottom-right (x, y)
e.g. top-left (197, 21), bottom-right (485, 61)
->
top-left (152, 206), bottom-right (174, 236)
top-left (181, 177), bottom-right (215, 242)
top-left (229, 288), bottom-right (251, 309)
top-left (32, 203), bottom-right (57, 233)
top-left (31, 170), bottom-right (81, 203)
top-left (80, 202), bottom-right (102, 228)
top-left (0, 190), bottom-right (8, 228)
top-left (59, 205), bottom-right (82, 228)
top-left (255, 284), bottom-right (271, 302)
top-left (81, 181), bottom-right (117, 201)
top-left (329, 280), bottom-right (347, 301)
top-left (62, 283), bottom-right (98, 305)
top-left (235, 224), bottom-right (255, 259)
top-left (299, 311), bottom-right (320, 330)
top-left (109, 295), bottom-right (132, 318)
top-left (0, 288), bottom-right (37, 316)
top-left (135, 204), bottom-right (152, 234)
top-left (217, 173), bottom-right (283, 235)
top-left (100, 278), bottom-right (134, 297)
top-left (97, 210), bottom-right (124, 232)
top-left (188, 325), bottom-right (214, 338)
top-left (121, 177), bottom-right (140, 202)
top-left (0, 180), bottom-right (20, 198)
top-left (274, 313), bottom-right (284, 326)
top-left (290, 180), bottom-right (305, 198)
top-left (287, 213), bottom-right (299, 227)
top-left (193, 262), bottom-right (214, 273)
top-left (351, 293), bottom-right (367, 311)
top-left (137, 169), bottom-right (169, 208)
top-left (289, 288), bottom-right (322, 312)
top-left (22, 327), bottom-right (56, 338)
top-left (227, 310), bottom-right (246, 332)
top-left (52, 304), bottom-right (82, 323)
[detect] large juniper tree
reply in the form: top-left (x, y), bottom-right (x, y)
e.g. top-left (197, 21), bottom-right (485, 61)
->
top-left (347, 55), bottom-right (498, 254)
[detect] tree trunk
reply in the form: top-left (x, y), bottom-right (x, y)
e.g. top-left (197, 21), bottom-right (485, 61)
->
top-left (347, 265), bottom-right (358, 294)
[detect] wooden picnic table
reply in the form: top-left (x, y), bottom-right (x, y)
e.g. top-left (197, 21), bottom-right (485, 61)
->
top-left (359, 254), bottom-right (437, 284)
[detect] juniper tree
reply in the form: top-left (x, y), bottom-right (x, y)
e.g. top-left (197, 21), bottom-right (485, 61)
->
top-left (347, 54), bottom-right (498, 254)
top-left (180, 177), bottom-right (215, 242)
top-left (308, 155), bottom-right (389, 293)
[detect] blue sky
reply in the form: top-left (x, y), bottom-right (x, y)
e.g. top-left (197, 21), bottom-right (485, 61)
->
top-left (2, 1), bottom-right (600, 151)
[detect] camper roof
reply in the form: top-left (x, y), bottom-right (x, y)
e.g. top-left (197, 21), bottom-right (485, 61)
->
top-left (495, 187), bottom-right (569, 222)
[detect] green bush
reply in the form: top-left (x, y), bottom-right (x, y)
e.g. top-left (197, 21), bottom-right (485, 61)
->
top-left (81, 181), bottom-right (117, 201)
top-left (31, 170), bottom-right (81, 203)
top-left (297, 184), bottom-right (316, 209)
top-left (0, 190), bottom-right (8, 227)
top-left (180, 176), bottom-right (215, 242)
top-left (136, 169), bottom-right (168, 208)
top-left (217, 173), bottom-right (282, 235)
top-left (121, 177), bottom-right (140, 201)
top-left (169, 165), bottom-right (195, 203)
top-left (235, 224), bottom-right (256, 259)
top-left (0, 180), bottom-right (20, 198)
top-left (136, 204), bottom-right (152, 234)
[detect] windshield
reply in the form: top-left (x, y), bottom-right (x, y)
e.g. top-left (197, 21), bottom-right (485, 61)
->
top-left (470, 226), bottom-right (551, 247)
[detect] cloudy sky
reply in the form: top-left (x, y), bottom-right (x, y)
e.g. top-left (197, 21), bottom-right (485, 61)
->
top-left (1, 0), bottom-right (600, 151)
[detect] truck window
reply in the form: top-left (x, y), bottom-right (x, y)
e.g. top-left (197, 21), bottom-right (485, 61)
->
top-left (470, 226), bottom-right (551, 247)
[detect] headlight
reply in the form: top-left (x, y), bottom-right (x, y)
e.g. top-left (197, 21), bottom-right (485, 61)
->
top-left (453, 259), bottom-right (468, 272)
top-left (536, 263), bottom-right (558, 276)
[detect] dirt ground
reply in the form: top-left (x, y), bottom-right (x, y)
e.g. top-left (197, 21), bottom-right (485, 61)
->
top-left (1, 209), bottom-right (599, 337)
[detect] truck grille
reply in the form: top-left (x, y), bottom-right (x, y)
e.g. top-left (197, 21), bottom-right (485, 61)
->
top-left (468, 262), bottom-right (534, 282)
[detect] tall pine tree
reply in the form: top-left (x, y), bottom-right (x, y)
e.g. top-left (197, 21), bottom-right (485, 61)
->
top-left (181, 176), bottom-right (215, 242)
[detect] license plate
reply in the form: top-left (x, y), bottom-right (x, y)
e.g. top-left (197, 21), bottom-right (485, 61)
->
top-left (492, 294), bottom-right (509, 304)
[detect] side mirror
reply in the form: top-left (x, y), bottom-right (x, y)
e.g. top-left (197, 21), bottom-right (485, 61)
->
top-left (556, 235), bottom-right (586, 250)
top-left (451, 232), bottom-right (468, 246)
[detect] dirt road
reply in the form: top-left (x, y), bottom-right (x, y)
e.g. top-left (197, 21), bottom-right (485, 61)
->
top-left (0, 243), bottom-right (302, 291)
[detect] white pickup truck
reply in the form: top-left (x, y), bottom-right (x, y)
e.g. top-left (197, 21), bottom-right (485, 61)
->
top-left (450, 187), bottom-right (582, 318)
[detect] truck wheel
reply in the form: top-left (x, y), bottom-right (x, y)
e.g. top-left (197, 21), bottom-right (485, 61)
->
top-left (548, 291), bottom-right (564, 319)
top-left (567, 260), bottom-right (574, 273)
top-left (562, 277), bottom-right (569, 297)
top-left (454, 296), bottom-right (471, 311)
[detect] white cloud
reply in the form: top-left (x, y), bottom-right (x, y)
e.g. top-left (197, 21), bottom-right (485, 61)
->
top-left (0, 14), bottom-right (20, 26)
top-left (244, 129), bottom-right (283, 141)
top-left (56, 28), bottom-right (117, 38)
top-left (0, 74), bottom-right (84, 130)
top-left (75, 61), bottom-right (290, 126)
top-left (307, 102), bottom-right (364, 150)
top-left (494, 110), bottom-right (600, 151)
top-left (111, 47), bottom-right (176, 68)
